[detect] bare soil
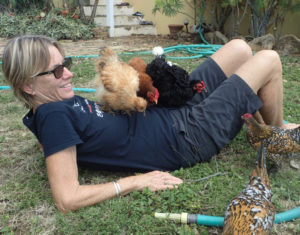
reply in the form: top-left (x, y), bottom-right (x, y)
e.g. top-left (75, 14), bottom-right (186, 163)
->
top-left (0, 34), bottom-right (195, 58)
top-left (59, 34), bottom-right (194, 56)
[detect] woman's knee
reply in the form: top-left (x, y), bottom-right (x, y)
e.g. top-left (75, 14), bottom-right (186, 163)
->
top-left (257, 49), bottom-right (281, 64)
top-left (255, 50), bottom-right (282, 73)
top-left (235, 49), bottom-right (282, 92)
top-left (211, 39), bottom-right (253, 77)
top-left (226, 39), bottom-right (252, 60)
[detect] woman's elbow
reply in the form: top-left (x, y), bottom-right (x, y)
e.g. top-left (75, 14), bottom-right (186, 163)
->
top-left (54, 196), bottom-right (77, 214)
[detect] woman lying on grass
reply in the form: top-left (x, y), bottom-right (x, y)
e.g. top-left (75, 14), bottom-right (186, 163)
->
top-left (2, 35), bottom-right (298, 213)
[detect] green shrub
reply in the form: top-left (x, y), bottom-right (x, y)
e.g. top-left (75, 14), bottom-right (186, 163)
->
top-left (9, 0), bottom-right (48, 12)
top-left (0, 9), bottom-right (95, 41)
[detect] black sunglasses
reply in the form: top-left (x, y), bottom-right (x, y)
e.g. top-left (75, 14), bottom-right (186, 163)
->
top-left (37, 57), bottom-right (72, 79)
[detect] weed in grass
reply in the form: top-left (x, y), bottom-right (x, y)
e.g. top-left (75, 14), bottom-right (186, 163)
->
top-left (0, 53), bottom-right (299, 234)
top-left (0, 135), bottom-right (5, 143)
top-left (0, 215), bottom-right (14, 235)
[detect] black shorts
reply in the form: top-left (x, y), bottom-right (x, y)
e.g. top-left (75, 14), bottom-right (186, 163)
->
top-left (169, 57), bottom-right (262, 166)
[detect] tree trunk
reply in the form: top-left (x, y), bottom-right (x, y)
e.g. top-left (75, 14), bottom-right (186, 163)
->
top-left (90, 0), bottom-right (99, 22)
top-left (259, 0), bottom-right (274, 36)
top-left (249, 0), bottom-right (275, 37)
top-left (79, 0), bottom-right (87, 23)
top-left (248, 0), bottom-right (260, 37)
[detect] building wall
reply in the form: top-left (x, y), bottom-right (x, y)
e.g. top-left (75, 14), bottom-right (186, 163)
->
top-left (126, 0), bottom-right (192, 35)
top-left (283, 11), bottom-right (300, 37)
top-left (127, 0), bottom-right (300, 38)
top-left (53, 0), bottom-right (300, 37)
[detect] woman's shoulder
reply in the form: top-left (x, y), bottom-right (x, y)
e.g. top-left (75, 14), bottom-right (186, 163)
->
top-left (36, 95), bottom-right (87, 113)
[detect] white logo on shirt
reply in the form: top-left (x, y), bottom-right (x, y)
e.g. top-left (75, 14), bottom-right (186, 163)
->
top-left (73, 98), bottom-right (103, 117)
top-left (94, 103), bottom-right (104, 117)
top-left (73, 101), bottom-right (86, 113)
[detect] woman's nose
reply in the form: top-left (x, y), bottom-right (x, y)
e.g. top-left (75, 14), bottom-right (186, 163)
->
top-left (62, 67), bottom-right (73, 79)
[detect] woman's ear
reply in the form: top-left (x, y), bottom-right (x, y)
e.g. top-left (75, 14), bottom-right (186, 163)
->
top-left (22, 84), bottom-right (35, 95)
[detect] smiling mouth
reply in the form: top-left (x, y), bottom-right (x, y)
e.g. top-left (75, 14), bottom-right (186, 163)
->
top-left (61, 83), bottom-right (72, 88)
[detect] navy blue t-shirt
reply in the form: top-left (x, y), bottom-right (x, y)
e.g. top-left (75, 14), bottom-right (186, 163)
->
top-left (23, 95), bottom-right (187, 171)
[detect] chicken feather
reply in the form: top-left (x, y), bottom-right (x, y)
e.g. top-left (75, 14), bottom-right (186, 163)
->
top-left (94, 47), bottom-right (147, 114)
top-left (223, 143), bottom-right (275, 235)
top-left (146, 55), bottom-right (205, 108)
top-left (128, 57), bottom-right (159, 105)
top-left (242, 113), bottom-right (300, 166)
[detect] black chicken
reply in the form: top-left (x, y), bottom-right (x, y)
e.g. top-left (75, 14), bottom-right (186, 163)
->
top-left (146, 55), bottom-right (205, 108)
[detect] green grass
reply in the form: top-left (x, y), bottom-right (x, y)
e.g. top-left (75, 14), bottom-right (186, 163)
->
top-left (0, 51), bottom-right (299, 234)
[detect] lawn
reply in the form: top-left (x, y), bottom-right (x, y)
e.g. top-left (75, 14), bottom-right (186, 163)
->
top-left (0, 49), bottom-right (299, 234)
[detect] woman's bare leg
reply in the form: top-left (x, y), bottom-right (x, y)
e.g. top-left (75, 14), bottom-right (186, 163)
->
top-left (211, 39), bottom-right (265, 124)
top-left (210, 39), bottom-right (291, 127)
top-left (211, 39), bottom-right (253, 77)
top-left (235, 50), bottom-right (284, 126)
top-left (235, 50), bottom-right (299, 129)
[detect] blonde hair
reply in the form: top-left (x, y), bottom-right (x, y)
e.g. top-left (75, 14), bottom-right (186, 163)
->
top-left (2, 35), bottom-right (65, 108)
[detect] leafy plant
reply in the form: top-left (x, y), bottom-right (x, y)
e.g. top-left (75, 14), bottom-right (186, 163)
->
top-left (152, 0), bottom-right (198, 25)
top-left (246, 0), bottom-right (300, 39)
top-left (152, 0), bottom-right (184, 17)
top-left (0, 9), bottom-right (95, 41)
top-left (152, 0), bottom-right (233, 35)
top-left (220, 0), bottom-right (249, 39)
top-left (152, 0), bottom-right (300, 41)
top-left (2, 0), bottom-right (52, 13)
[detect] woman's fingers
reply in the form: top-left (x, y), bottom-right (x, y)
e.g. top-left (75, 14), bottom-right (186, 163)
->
top-left (140, 170), bottom-right (183, 191)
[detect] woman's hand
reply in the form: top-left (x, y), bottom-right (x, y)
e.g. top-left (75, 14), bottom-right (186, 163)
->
top-left (119, 170), bottom-right (183, 194)
top-left (46, 148), bottom-right (183, 212)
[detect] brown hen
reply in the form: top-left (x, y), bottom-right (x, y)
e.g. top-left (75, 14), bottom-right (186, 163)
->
top-left (128, 57), bottom-right (159, 106)
top-left (242, 113), bottom-right (300, 166)
top-left (94, 47), bottom-right (147, 114)
top-left (223, 143), bottom-right (275, 235)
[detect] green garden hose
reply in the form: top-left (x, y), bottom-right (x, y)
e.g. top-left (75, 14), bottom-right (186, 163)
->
top-left (155, 206), bottom-right (300, 227)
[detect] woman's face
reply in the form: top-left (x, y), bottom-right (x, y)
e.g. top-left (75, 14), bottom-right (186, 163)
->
top-left (27, 45), bottom-right (74, 107)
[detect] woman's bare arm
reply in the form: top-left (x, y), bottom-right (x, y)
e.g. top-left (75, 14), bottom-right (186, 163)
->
top-left (46, 146), bottom-right (183, 213)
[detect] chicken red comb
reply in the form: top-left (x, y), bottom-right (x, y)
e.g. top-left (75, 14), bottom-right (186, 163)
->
top-left (242, 113), bottom-right (253, 119)
top-left (147, 88), bottom-right (159, 104)
top-left (154, 88), bottom-right (159, 99)
top-left (193, 81), bottom-right (206, 93)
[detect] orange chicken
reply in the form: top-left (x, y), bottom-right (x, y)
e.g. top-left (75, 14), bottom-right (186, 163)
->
top-left (94, 47), bottom-right (147, 114)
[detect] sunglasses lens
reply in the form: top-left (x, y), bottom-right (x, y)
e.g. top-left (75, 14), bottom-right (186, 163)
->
top-left (53, 58), bottom-right (72, 78)
top-left (54, 65), bottom-right (64, 79)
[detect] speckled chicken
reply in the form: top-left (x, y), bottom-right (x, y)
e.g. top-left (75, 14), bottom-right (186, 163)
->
top-left (242, 113), bottom-right (300, 166)
top-left (223, 143), bottom-right (275, 235)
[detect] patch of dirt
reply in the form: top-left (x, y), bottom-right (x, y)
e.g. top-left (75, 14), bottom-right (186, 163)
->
top-left (59, 34), bottom-right (195, 56)
top-left (0, 34), bottom-right (196, 58)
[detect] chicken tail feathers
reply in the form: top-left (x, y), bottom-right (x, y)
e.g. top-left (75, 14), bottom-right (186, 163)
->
top-left (257, 140), bottom-right (267, 169)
